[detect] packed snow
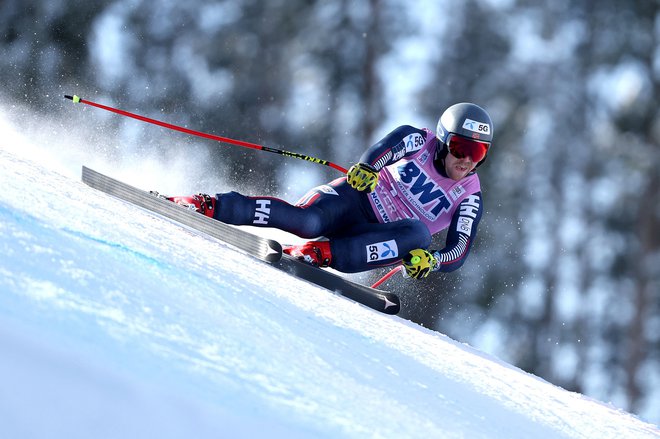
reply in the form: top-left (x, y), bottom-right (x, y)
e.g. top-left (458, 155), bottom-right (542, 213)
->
top-left (0, 120), bottom-right (658, 438)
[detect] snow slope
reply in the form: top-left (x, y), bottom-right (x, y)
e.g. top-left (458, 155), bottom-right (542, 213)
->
top-left (0, 134), bottom-right (658, 438)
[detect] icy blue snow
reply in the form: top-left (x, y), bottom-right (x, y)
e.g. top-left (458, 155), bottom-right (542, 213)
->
top-left (0, 140), bottom-right (658, 438)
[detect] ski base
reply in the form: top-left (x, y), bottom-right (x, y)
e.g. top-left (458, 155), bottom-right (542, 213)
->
top-left (81, 166), bottom-right (400, 315)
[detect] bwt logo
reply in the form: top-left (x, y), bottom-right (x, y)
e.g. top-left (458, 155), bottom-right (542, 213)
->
top-left (398, 162), bottom-right (451, 216)
top-left (366, 240), bottom-right (399, 262)
top-left (253, 199), bottom-right (271, 224)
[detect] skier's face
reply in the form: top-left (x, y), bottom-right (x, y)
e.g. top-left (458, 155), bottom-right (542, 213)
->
top-left (444, 152), bottom-right (477, 181)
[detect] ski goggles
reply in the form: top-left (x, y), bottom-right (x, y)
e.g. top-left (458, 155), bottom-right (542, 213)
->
top-left (447, 134), bottom-right (490, 163)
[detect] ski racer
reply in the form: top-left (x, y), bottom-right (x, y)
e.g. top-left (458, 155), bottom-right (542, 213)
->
top-left (170, 102), bottom-right (493, 279)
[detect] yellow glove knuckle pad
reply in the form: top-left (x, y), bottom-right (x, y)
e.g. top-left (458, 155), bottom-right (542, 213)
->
top-left (347, 164), bottom-right (378, 192)
top-left (403, 249), bottom-right (435, 279)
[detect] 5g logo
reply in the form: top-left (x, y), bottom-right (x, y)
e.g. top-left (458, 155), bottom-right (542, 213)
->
top-left (403, 133), bottom-right (425, 154)
top-left (366, 240), bottom-right (399, 262)
top-left (463, 118), bottom-right (490, 135)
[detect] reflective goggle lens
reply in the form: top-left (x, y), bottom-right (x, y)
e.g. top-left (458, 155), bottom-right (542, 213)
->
top-left (447, 134), bottom-right (490, 162)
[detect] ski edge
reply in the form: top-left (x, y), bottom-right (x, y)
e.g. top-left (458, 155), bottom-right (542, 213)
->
top-left (274, 255), bottom-right (401, 315)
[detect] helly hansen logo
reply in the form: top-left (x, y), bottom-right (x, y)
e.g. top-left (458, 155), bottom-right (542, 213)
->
top-left (367, 240), bottom-right (399, 262)
top-left (456, 195), bottom-right (480, 235)
top-left (253, 199), bottom-right (271, 225)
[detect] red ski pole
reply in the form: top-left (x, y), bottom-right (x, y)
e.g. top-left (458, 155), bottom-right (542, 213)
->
top-left (370, 266), bottom-right (402, 289)
top-left (64, 94), bottom-right (348, 174)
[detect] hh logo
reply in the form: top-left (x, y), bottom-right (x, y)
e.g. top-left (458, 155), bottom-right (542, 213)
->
top-left (397, 162), bottom-right (451, 216)
top-left (367, 240), bottom-right (399, 262)
top-left (456, 195), bottom-right (480, 235)
top-left (253, 199), bottom-right (271, 224)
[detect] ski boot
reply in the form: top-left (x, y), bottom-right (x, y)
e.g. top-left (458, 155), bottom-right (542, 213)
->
top-left (284, 241), bottom-right (332, 267)
top-left (165, 193), bottom-right (216, 218)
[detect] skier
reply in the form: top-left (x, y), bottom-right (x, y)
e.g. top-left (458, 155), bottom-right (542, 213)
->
top-left (170, 102), bottom-right (493, 279)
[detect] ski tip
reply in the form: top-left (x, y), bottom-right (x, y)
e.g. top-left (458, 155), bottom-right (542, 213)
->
top-left (264, 240), bottom-right (283, 262)
top-left (381, 295), bottom-right (401, 315)
top-left (64, 94), bottom-right (81, 103)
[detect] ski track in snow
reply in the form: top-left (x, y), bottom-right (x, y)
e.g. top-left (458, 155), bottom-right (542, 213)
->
top-left (0, 141), bottom-right (658, 438)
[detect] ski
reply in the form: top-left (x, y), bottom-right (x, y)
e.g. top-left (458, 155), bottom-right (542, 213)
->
top-left (81, 166), bottom-right (282, 262)
top-left (81, 166), bottom-right (400, 315)
top-left (272, 255), bottom-right (400, 315)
